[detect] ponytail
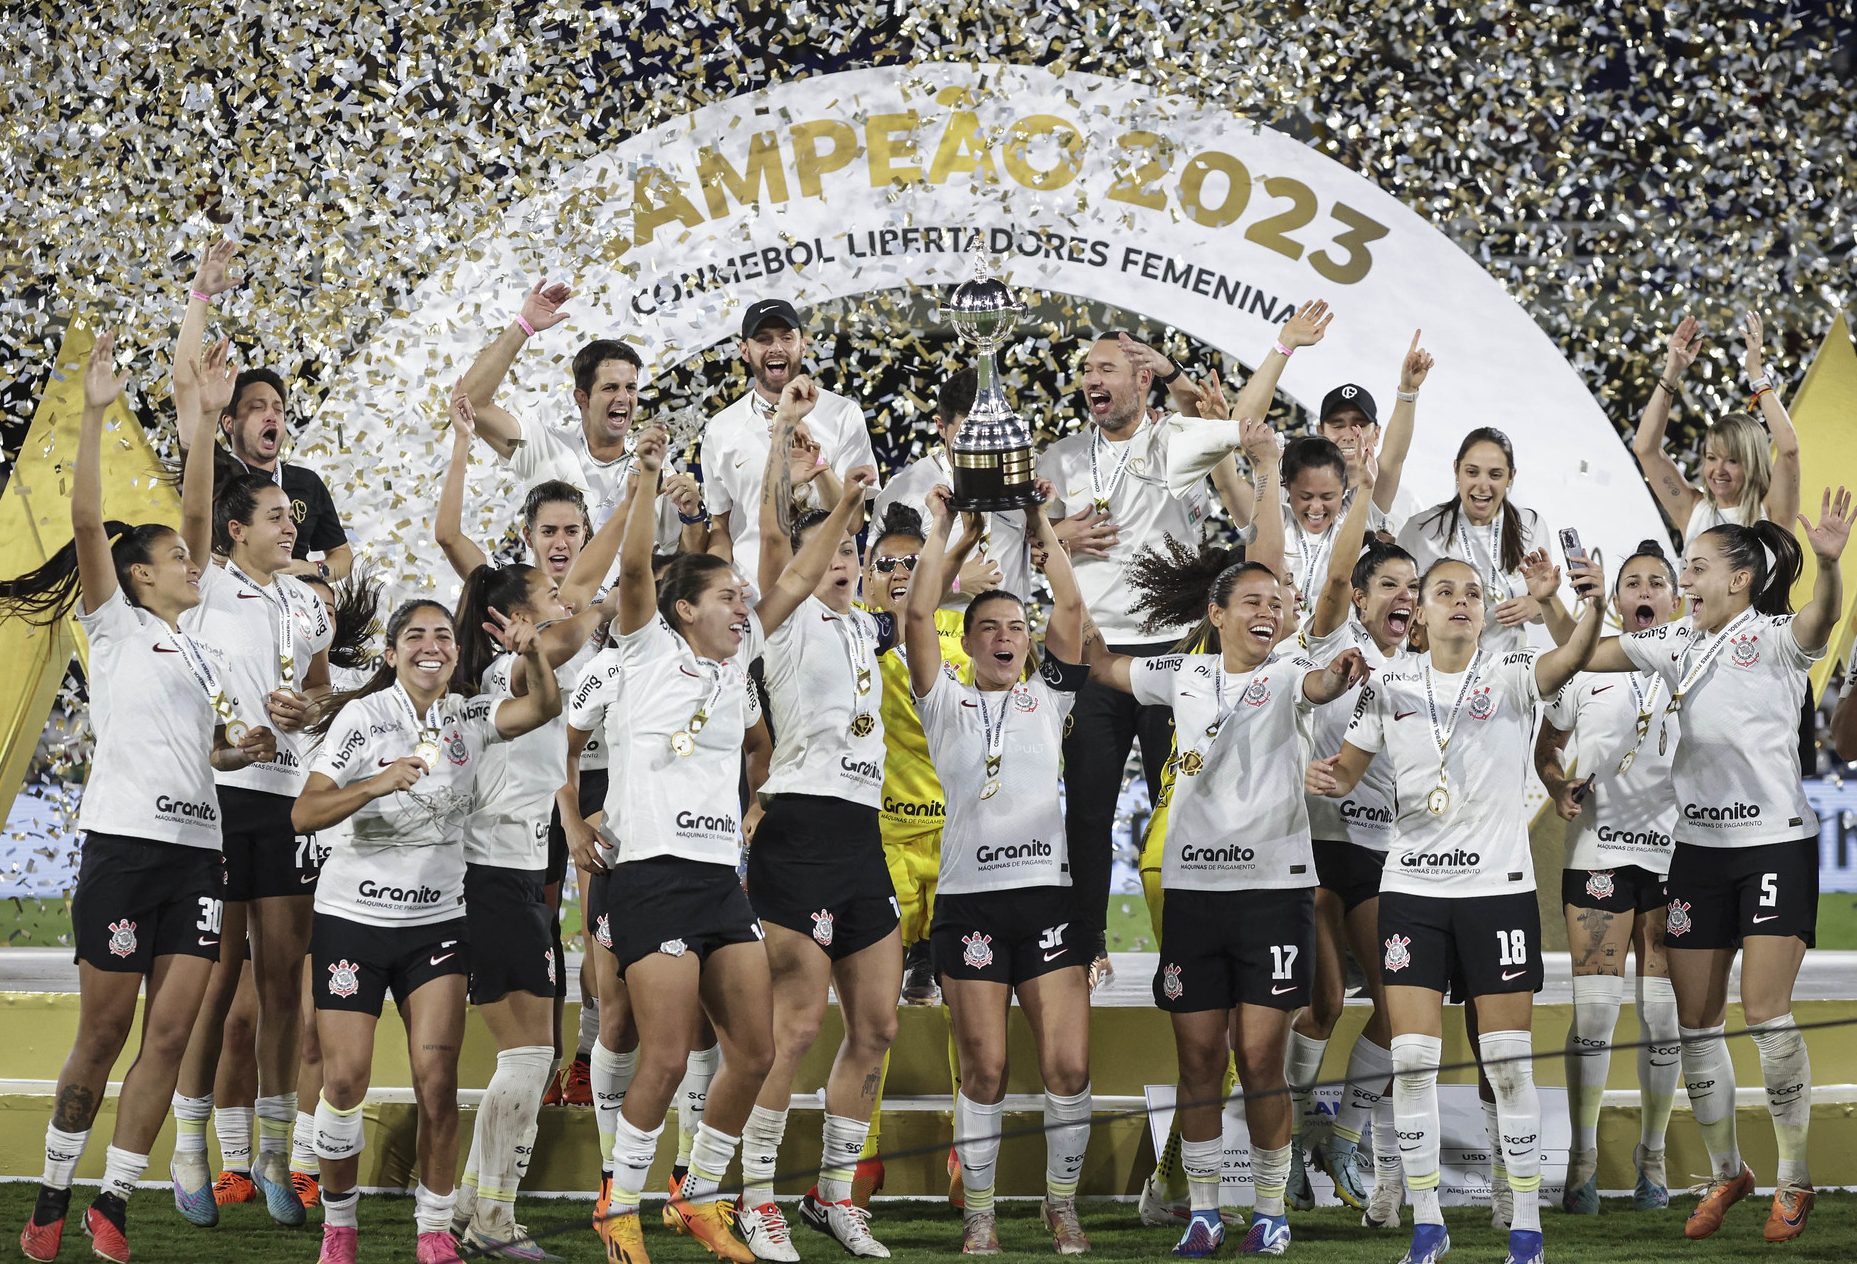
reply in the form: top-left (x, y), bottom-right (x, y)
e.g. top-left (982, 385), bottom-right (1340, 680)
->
top-left (300, 567), bottom-right (384, 672)
top-left (0, 521), bottom-right (178, 625)
top-left (213, 471), bottom-right (278, 556)
top-left (1350, 539), bottom-right (1416, 592)
top-left (1701, 520), bottom-right (1802, 617)
top-left (453, 563), bottom-right (539, 693)
top-left (1126, 534), bottom-right (1275, 653)
top-left (309, 599), bottom-right (457, 738)
top-left (1614, 538), bottom-right (1677, 593)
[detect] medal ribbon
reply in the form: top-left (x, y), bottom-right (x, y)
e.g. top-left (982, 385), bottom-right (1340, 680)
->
top-left (830, 608), bottom-right (874, 729)
top-left (1293, 520), bottom-right (1336, 611)
top-left (224, 559), bottom-right (297, 691)
top-left (682, 657), bottom-right (728, 741)
top-left (1088, 421), bottom-right (1147, 508)
top-left (1423, 649), bottom-right (1485, 789)
top-left (166, 628), bottom-right (233, 722)
top-left (390, 682), bottom-right (447, 749)
top-left (1189, 655), bottom-right (1277, 771)
top-left (1453, 507), bottom-right (1508, 603)
top-left (1668, 608), bottom-right (1759, 711)
top-left (976, 686), bottom-right (1009, 779)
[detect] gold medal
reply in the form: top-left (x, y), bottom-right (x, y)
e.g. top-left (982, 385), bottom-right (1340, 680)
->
top-left (1180, 750), bottom-right (1206, 777)
top-left (980, 779), bottom-right (1000, 800)
top-left (225, 719), bottom-right (250, 745)
top-left (1425, 783), bottom-right (1451, 817)
top-left (1659, 726), bottom-right (1668, 756)
top-left (414, 739), bottom-right (442, 767)
top-left (1616, 750), bottom-right (1636, 777)
top-left (850, 713), bottom-right (874, 737)
top-left (671, 731), bottom-right (696, 758)
top-left (1093, 497), bottom-right (1110, 513)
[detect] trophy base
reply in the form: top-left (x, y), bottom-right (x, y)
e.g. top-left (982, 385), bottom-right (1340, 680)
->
top-left (950, 465), bottom-right (1039, 513)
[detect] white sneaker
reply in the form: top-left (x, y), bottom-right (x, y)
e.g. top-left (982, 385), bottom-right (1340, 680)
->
top-left (1363, 1173), bottom-right (1402, 1230)
top-left (1138, 1174), bottom-right (1189, 1227)
top-left (799, 1192), bottom-right (890, 1258)
top-left (740, 1200), bottom-right (801, 1263)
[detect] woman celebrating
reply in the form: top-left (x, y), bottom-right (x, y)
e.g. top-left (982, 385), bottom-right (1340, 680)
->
top-left (736, 379), bottom-right (898, 1260)
top-left (1395, 428), bottom-right (1554, 654)
top-left (905, 481), bottom-right (1094, 1256)
top-left (1630, 312), bottom-right (1801, 547)
top-left (599, 425), bottom-right (868, 1264)
top-left (1307, 550), bottom-right (1606, 1264)
top-left (293, 599), bottom-right (560, 1264)
top-left (1571, 500), bottom-right (1852, 1243)
top-left (1528, 542), bottom-right (1683, 1215)
top-left (8, 336), bottom-right (270, 1264)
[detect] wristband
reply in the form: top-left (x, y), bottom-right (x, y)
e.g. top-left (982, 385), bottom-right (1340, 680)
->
top-left (1272, 342), bottom-right (1294, 358)
top-left (1656, 377), bottom-right (1678, 395)
top-left (677, 509), bottom-right (709, 525)
top-left (1395, 389), bottom-right (1418, 403)
top-left (1157, 361), bottom-right (1183, 385)
top-left (515, 315), bottom-right (537, 337)
top-left (189, 289), bottom-right (213, 305)
top-left (1749, 385), bottom-right (1774, 409)
top-left (951, 575), bottom-right (962, 594)
top-left (1748, 373), bottom-right (1772, 393)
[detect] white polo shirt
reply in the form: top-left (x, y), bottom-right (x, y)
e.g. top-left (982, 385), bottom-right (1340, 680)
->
top-left (566, 646), bottom-right (622, 774)
top-left (1544, 671), bottom-right (1677, 874)
top-left (872, 452), bottom-right (1032, 606)
top-left (462, 652), bottom-right (572, 871)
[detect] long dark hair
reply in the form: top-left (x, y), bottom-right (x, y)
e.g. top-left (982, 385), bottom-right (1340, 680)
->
top-left (300, 569), bottom-right (384, 672)
top-left (1417, 427), bottom-right (1529, 573)
top-left (657, 553), bottom-right (734, 633)
top-left (454, 563), bottom-right (540, 692)
top-left (1282, 435), bottom-right (1347, 489)
top-left (1351, 539), bottom-right (1416, 591)
top-left (1127, 535), bottom-right (1276, 652)
top-left (213, 471), bottom-right (284, 557)
top-left (872, 503), bottom-right (926, 548)
top-left (0, 521), bottom-right (179, 625)
top-left (1615, 538), bottom-right (1677, 594)
top-left (1700, 520), bottom-right (1802, 617)
top-left (310, 599), bottom-right (460, 737)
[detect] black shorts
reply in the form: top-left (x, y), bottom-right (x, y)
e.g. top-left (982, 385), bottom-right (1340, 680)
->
top-left (931, 886), bottom-right (1082, 987)
top-left (1561, 864), bottom-right (1668, 915)
top-left (746, 795), bottom-right (899, 961)
top-left (464, 864), bottom-right (556, 1004)
top-left (1665, 838), bottom-right (1818, 950)
top-left (605, 857), bottom-right (764, 974)
top-left (1314, 841), bottom-right (1387, 913)
top-left (578, 768), bottom-right (608, 820)
top-left (1154, 887), bottom-right (1315, 1012)
top-left (545, 802), bottom-right (569, 888)
top-left (1378, 889), bottom-right (1543, 998)
top-left (586, 870), bottom-right (616, 956)
top-left (310, 913), bottom-right (469, 1016)
top-left (72, 833), bottom-right (224, 973)
top-left (218, 785), bottom-right (314, 901)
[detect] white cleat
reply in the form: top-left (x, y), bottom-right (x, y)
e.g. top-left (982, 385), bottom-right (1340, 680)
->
top-left (1138, 1174), bottom-right (1190, 1227)
top-left (798, 1192), bottom-right (890, 1258)
top-left (739, 1200), bottom-right (802, 1263)
top-left (1363, 1173), bottom-right (1403, 1230)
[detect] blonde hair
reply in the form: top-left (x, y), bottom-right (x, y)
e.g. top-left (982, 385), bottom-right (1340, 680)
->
top-left (1701, 412), bottom-right (1772, 514)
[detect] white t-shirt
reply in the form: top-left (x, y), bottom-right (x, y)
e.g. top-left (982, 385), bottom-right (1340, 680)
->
top-left (505, 411), bottom-right (683, 544)
top-left (1620, 612), bottom-right (1820, 847)
top-left (603, 613), bottom-right (763, 867)
top-left (872, 453), bottom-right (1032, 607)
top-left (917, 660), bottom-right (1082, 897)
top-left (1279, 495), bottom-right (1392, 608)
top-left (1130, 651), bottom-right (1319, 891)
top-left (1682, 497), bottom-right (1758, 550)
top-left (760, 597), bottom-right (889, 807)
top-left (1038, 415), bottom-right (1213, 643)
top-left (1346, 648), bottom-right (1542, 898)
top-left (184, 563), bottom-right (334, 796)
top-left (1395, 504), bottom-right (1548, 655)
top-left (566, 646), bottom-right (622, 774)
top-left (1304, 620), bottom-right (1403, 850)
top-left (1544, 671), bottom-right (1677, 874)
top-left (461, 653), bottom-right (569, 870)
top-left (310, 684), bottom-right (507, 926)
top-left (700, 387), bottom-right (878, 582)
top-left (75, 591), bottom-right (223, 849)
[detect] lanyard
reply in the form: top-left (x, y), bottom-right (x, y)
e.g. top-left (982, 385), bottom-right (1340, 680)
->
top-left (391, 682), bottom-right (447, 765)
top-left (1616, 670), bottom-right (1667, 775)
top-left (830, 609), bottom-right (876, 730)
top-left (1668, 609), bottom-right (1758, 713)
top-left (166, 628), bottom-right (234, 722)
top-left (976, 686), bottom-right (1011, 797)
top-left (1182, 657), bottom-right (1275, 776)
top-left (1423, 650), bottom-right (1484, 774)
top-left (224, 560), bottom-right (297, 691)
top-left (1292, 521), bottom-right (1335, 611)
top-left (1089, 422), bottom-right (1147, 510)
top-left (1454, 507), bottom-right (1507, 603)
top-left (672, 657), bottom-right (729, 756)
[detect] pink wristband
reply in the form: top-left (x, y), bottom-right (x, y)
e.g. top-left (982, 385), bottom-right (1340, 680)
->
top-left (951, 575), bottom-right (962, 594)
top-left (515, 315), bottom-right (537, 337)
top-left (1273, 341), bottom-right (1294, 358)
top-left (189, 289), bottom-right (213, 304)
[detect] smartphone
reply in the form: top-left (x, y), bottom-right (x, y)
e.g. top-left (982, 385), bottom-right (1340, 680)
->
top-left (1558, 527), bottom-right (1586, 560)
top-left (1570, 774), bottom-right (1596, 805)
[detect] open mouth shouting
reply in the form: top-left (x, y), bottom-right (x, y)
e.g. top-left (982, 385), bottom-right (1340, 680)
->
top-left (760, 352), bottom-right (792, 388)
top-left (1384, 604), bottom-right (1413, 638)
top-left (254, 419), bottom-right (282, 457)
top-left (1627, 602), bottom-right (1658, 631)
top-left (1085, 385), bottom-right (1114, 418)
top-left (543, 548), bottom-right (573, 576)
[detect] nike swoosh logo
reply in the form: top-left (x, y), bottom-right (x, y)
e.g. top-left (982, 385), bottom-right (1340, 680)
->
top-left (153, 645), bottom-right (180, 653)
top-left (198, 937), bottom-right (219, 947)
top-left (1271, 985), bottom-right (1296, 995)
top-left (1592, 685), bottom-right (1614, 694)
top-left (1501, 969), bottom-right (1527, 981)
top-left (377, 757), bottom-right (397, 767)
top-left (960, 700), bottom-right (978, 708)
top-left (299, 873), bottom-right (318, 884)
top-left (429, 953), bottom-right (457, 966)
top-left (1043, 950), bottom-right (1067, 962)
top-left (236, 592), bottom-right (264, 600)
top-left (1752, 914), bottom-right (1779, 924)
top-left (1394, 710), bottom-right (1417, 721)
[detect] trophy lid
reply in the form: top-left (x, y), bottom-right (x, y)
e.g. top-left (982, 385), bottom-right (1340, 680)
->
top-left (941, 252), bottom-right (1025, 347)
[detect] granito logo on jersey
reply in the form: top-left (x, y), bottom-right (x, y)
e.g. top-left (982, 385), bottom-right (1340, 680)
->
top-left (154, 794), bottom-right (218, 822)
top-left (1467, 686), bottom-right (1495, 720)
top-left (1666, 899), bottom-right (1693, 938)
top-left (1584, 871), bottom-right (1615, 901)
top-left (1596, 824), bottom-right (1672, 849)
top-left (840, 756), bottom-right (881, 780)
top-left (1339, 799), bottom-right (1394, 826)
top-left (1730, 633), bottom-right (1760, 667)
top-left (1383, 934), bottom-right (1412, 972)
top-left (1401, 847), bottom-right (1480, 869)
top-left (659, 939), bottom-right (688, 958)
top-left (1161, 963), bottom-right (1184, 1000)
top-left (1243, 676), bottom-right (1271, 707)
top-left (961, 931), bottom-right (994, 969)
top-left (675, 809), bottom-right (739, 834)
top-left (1684, 802), bottom-right (1761, 822)
top-left (106, 918), bottom-right (137, 958)
top-left (883, 797), bottom-right (944, 819)
top-left (327, 959), bottom-right (360, 998)
top-left (976, 839), bottom-right (1052, 864)
top-left (1181, 844), bottom-right (1256, 864)
top-left (811, 909), bottom-right (835, 947)
top-left (594, 914), bottom-right (613, 949)
top-left (358, 879), bottom-right (443, 905)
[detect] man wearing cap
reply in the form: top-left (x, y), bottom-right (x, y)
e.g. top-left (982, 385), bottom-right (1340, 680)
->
top-left (1313, 354), bottom-right (1427, 537)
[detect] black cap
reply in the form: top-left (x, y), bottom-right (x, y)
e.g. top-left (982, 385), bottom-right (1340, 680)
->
top-left (1319, 383), bottom-right (1379, 425)
top-left (741, 298), bottom-right (803, 338)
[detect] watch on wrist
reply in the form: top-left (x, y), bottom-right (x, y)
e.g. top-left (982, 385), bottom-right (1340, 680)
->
top-left (1157, 361), bottom-right (1184, 386)
top-left (315, 560), bottom-right (331, 580)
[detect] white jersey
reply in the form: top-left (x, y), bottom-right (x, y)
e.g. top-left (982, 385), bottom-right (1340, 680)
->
top-left (1130, 651), bottom-right (1319, 891)
top-left (1038, 415), bottom-right (1213, 643)
top-left (461, 653), bottom-right (569, 870)
top-left (310, 685), bottom-right (507, 926)
top-left (74, 591), bottom-right (223, 849)
top-left (183, 562), bottom-right (334, 796)
top-left (872, 453), bottom-right (1032, 606)
top-left (917, 660), bottom-right (1082, 897)
top-left (1280, 495), bottom-right (1391, 608)
top-left (1681, 497), bottom-right (1758, 550)
top-left (760, 597), bottom-right (889, 807)
top-left (1544, 671), bottom-right (1677, 874)
top-left (1304, 620), bottom-right (1403, 850)
top-left (566, 646), bottom-right (622, 774)
top-left (1345, 648), bottom-right (1542, 898)
top-left (603, 613), bottom-right (763, 866)
top-left (1395, 504), bottom-right (1548, 655)
top-left (505, 410), bottom-right (683, 544)
top-left (1621, 613), bottom-right (1820, 847)
top-left (700, 387), bottom-right (878, 581)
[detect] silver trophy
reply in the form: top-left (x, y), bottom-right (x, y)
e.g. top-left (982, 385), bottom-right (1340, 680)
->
top-left (939, 251), bottom-right (1038, 511)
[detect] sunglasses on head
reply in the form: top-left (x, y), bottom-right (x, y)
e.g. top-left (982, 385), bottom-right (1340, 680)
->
top-left (873, 554), bottom-right (920, 574)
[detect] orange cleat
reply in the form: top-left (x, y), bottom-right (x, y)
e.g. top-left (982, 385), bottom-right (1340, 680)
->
top-left (602, 1211), bottom-right (650, 1264)
top-left (561, 1055), bottom-right (594, 1107)
top-left (291, 1170), bottom-right (321, 1209)
top-left (851, 1157), bottom-right (885, 1209)
top-left (662, 1173), bottom-right (691, 1233)
top-left (19, 1215), bottom-right (63, 1263)
top-left (672, 1197), bottom-right (755, 1264)
top-left (1763, 1181), bottom-right (1816, 1242)
top-left (1684, 1163), bottom-right (1754, 1240)
top-left (948, 1146), bottom-right (964, 1210)
top-left (213, 1170), bottom-right (256, 1206)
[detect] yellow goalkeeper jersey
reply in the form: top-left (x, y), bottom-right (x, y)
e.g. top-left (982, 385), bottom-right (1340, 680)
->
top-left (872, 605), bottom-right (971, 842)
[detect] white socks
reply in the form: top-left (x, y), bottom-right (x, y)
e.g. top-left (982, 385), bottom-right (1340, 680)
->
top-left (1371, 1092), bottom-right (1402, 1189)
top-left (473, 1045), bottom-right (553, 1225)
top-left (322, 1187), bottom-right (359, 1228)
top-left (1749, 1013), bottom-right (1812, 1187)
top-left (1333, 1038), bottom-right (1393, 1145)
top-left (819, 1113), bottom-right (871, 1203)
top-left (1042, 1087), bottom-right (1091, 1201)
top-left (1567, 975), bottom-right (1623, 1173)
top-left (686, 1122), bottom-right (741, 1201)
top-left (290, 1110), bottom-right (321, 1176)
top-left (313, 1094), bottom-right (365, 1162)
top-left (1180, 1134), bottom-right (1221, 1214)
top-left (610, 1115), bottom-right (664, 1214)
top-left (100, 1146), bottom-right (147, 1203)
top-left (741, 1105), bottom-right (790, 1206)
top-left (256, 1092), bottom-right (297, 1161)
top-left (1680, 1023), bottom-right (1741, 1178)
top-left (42, 1125), bottom-right (89, 1190)
top-left (590, 1041), bottom-right (639, 1169)
top-left (1391, 1033), bottom-right (1443, 1226)
top-left (1480, 1030), bottom-right (1542, 1234)
top-left (1636, 975), bottom-right (1680, 1155)
top-left (170, 1093), bottom-right (211, 1157)
top-left (954, 1093), bottom-right (1004, 1214)
top-left (675, 1045), bottom-right (720, 1167)
top-left (414, 1182), bottom-right (456, 1235)
top-left (215, 1104), bottom-right (254, 1172)
top-left (1253, 1143), bottom-right (1291, 1218)
top-left (1283, 1029), bottom-right (1327, 1143)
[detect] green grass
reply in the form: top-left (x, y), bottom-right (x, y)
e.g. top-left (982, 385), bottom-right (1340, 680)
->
top-left (3, 1188), bottom-right (1851, 1263)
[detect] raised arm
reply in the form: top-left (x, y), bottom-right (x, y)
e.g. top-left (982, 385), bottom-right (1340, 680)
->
top-left (1030, 481), bottom-right (1084, 665)
top-left (173, 240), bottom-right (239, 453)
top-left (755, 377), bottom-right (826, 600)
top-left (904, 487), bottom-right (955, 697)
top-left (436, 389), bottom-right (491, 581)
top-left (456, 281), bottom-right (574, 460)
top-left (1373, 330), bottom-right (1432, 513)
top-left (180, 338), bottom-right (234, 569)
top-left (1535, 554), bottom-right (1605, 697)
top-left (1792, 487), bottom-right (1855, 656)
top-left (1309, 458), bottom-right (1378, 639)
top-left (615, 427), bottom-right (668, 637)
top-left (1116, 333), bottom-right (1208, 420)
top-left (1301, 647), bottom-right (1369, 704)
top-left (757, 464), bottom-right (875, 635)
top-left (1630, 315), bottom-right (1706, 527)
top-left (1518, 548), bottom-right (1577, 645)
top-left (71, 335), bottom-right (133, 614)
top-left (1228, 300), bottom-right (1332, 432)
top-left (486, 610), bottom-right (563, 738)
top-left (1240, 419), bottom-right (1286, 580)
top-left (1742, 311), bottom-right (1801, 529)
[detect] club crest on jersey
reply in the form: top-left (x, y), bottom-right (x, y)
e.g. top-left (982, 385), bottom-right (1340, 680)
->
top-left (326, 959), bottom-right (360, 998)
top-left (1730, 634), bottom-right (1760, 667)
top-left (1011, 686), bottom-right (1037, 713)
top-left (659, 938), bottom-right (688, 958)
top-left (1161, 962), bottom-right (1184, 1000)
top-left (594, 914), bottom-right (613, 949)
top-left (1243, 677), bottom-right (1271, 707)
top-left (445, 729), bottom-right (469, 765)
top-left (1585, 870), bottom-right (1615, 901)
top-left (105, 919), bottom-right (137, 959)
top-left (1383, 934), bottom-right (1413, 973)
top-left (1467, 687), bottom-right (1495, 720)
top-left (1666, 899), bottom-right (1693, 938)
top-left (811, 909), bottom-right (835, 947)
top-left (961, 931), bottom-right (994, 969)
